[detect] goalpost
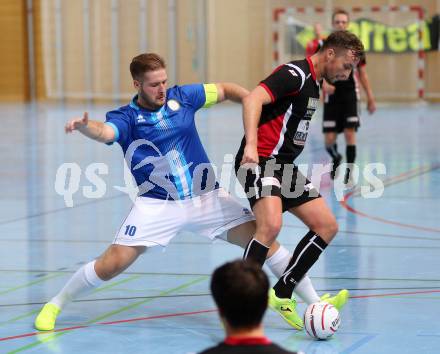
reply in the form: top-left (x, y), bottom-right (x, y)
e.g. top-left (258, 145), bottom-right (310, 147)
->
top-left (272, 5), bottom-right (427, 101)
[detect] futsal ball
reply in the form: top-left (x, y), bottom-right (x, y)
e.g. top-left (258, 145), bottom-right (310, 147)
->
top-left (304, 302), bottom-right (340, 340)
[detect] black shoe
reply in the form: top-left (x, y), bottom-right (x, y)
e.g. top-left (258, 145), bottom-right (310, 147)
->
top-left (330, 154), bottom-right (342, 180)
top-left (344, 168), bottom-right (355, 187)
top-left (344, 168), bottom-right (349, 184)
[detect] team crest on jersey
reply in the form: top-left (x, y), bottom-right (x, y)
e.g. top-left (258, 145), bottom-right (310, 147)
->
top-left (167, 99), bottom-right (180, 111)
top-left (136, 114), bottom-right (146, 123)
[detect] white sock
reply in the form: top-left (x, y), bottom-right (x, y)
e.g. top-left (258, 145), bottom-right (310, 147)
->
top-left (294, 275), bottom-right (320, 304)
top-left (49, 260), bottom-right (104, 309)
top-left (266, 245), bottom-right (291, 278)
top-left (266, 245), bottom-right (320, 304)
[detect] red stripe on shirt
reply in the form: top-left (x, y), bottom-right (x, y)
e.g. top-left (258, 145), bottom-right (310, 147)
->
top-left (271, 64), bottom-right (284, 74)
top-left (306, 56), bottom-right (317, 81)
top-left (257, 113), bottom-right (284, 157)
top-left (259, 83), bottom-right (275, 103)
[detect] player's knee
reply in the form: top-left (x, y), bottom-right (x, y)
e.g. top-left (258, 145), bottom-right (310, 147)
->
top-left (95, 255), bottom-right (128, 281)
top-left (97, 271), bottom-right (113, 282)
top-left (324, 220), bottom-right (338, 242)
top-left (258, 219), bottom-right (282, 243)
top-left (327, 219), bottom-right (339, 239)
top-left (95, 267), bottom-right (112, 281)
top-left (95, 261), bottom-right (115, 281)
top-left (95, 263), bottom-right (120, 281)
top-left (97, 245), bottom-right (142, 281)
top-left (311, 217), bottom-right (338, 242)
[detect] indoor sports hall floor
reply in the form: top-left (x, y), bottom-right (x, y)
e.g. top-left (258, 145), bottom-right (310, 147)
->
top-left (0, 101), bottom-right (439, 354)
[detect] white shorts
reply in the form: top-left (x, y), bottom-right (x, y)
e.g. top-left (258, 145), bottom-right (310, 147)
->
top-left (112, 188), bottom-right (255, 247)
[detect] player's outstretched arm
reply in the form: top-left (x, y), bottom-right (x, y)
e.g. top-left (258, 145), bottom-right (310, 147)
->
top-left (215, 83), bottom-right (249, 104)
top-left (358, 66), bottom-right (376, 114)
top-left (240, 86), bottom-right (272, 165)
top-left (65, 112), bottom-right (115, 144)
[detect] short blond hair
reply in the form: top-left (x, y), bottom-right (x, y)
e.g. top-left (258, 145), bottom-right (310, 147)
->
top-left (130, 53), bottom-right (166, 80)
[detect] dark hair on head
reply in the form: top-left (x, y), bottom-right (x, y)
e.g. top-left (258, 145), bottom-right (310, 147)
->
top-left (320, 30), bottom-right (364, 59)
top-left (332, 8), bottom-right (349, 22)
top-left (129, 53), bottom-right (166, 80)
top-left (210, 260), bottom-right (269, 329)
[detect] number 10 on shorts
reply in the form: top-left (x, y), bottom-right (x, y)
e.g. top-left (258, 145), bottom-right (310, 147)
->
top-left (124, 225), bottom-right (137, 236)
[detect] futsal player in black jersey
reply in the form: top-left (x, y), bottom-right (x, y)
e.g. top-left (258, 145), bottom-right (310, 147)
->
top-left (323, 9), bottom-right (376, 183)
top-left (235, 31), bottom-right (364, 329)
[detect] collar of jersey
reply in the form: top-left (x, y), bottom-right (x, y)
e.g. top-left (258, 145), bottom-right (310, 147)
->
top-left (130, 95), bottom-right (167, 116)
top-left (224, 336), bottom-right (271, 346)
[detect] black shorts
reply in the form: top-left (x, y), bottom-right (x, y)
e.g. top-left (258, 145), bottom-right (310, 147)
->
top-left (234, 157), bottom-right (321, 212)
top-left (323, 98), bottom-right (360, 133)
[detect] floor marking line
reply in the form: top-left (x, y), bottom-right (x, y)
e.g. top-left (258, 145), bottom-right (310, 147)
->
top-left (0, 310), bottom-right (40, 327)
top-left (0, 274), bottom-right (64, 296)
top-left (3, 288), bottom-right (440, 345)
top-left (5, 276), bottom-right (207, 353)
top-left (340, 164), bottom-right (440, 233)
top-left (90, 274), bottom-right (142, 294)
top-left (3, 286), bottom-right (440, 307)
top-left (340, 334), bottom-right (377, 354)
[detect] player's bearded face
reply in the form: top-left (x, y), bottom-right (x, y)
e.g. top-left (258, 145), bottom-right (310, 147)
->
top-left (136, 69), bottom-right (168, 110)
top-left (323, 49), bottom-right (359, 83)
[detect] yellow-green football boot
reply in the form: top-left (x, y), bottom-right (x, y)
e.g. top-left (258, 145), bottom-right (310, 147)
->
top-left (268, 288), bottom-right (304, 330)
top-left (320, 289), bottom-right (349, 310)
top-left (34, 303), bottom-right (61, 331)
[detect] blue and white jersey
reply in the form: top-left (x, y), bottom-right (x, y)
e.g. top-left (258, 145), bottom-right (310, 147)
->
top-left (105, 84), bottom-right (219, 200)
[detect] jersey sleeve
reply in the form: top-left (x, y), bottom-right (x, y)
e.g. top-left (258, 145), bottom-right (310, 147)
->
top-left (105, 109), bottom-right (130, 147)
top-left (259, 64), bottom-right (305, 103)
top-left (178, 84), bottom-right (206, 111)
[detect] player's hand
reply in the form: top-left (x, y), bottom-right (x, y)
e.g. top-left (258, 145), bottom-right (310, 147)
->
top-left (367, 99), bottom-right (376, 114)
top-left (323, 81), bottom-right (335, 95)
top-left (241, 144), bottom-right (259, 165)
top-left (326, 84), bottom-right (336, 95)
top-left (65, 112), bottom-right (89, 133)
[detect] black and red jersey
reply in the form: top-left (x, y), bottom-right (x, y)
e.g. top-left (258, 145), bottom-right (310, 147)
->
top-left (237, 58), bottom-right (320, 163)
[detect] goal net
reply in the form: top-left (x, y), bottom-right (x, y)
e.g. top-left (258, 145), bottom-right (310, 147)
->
top-left (272, 6), bottom-right (428, 101)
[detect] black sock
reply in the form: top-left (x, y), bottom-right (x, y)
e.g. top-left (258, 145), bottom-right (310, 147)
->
top-left (273, 231), bottom-right (327, 299)
top-left (325, 143), bottom-right (340, 160)
top-left (243, 238), bottom-right (270, 267)
top-left (327, 144), bottom-right (342, 179)
top-left (346, 145), bottom-right (356, 164)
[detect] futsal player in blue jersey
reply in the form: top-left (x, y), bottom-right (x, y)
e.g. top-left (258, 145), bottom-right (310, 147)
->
top-left (35, 53), bottom-right (339, 331)
top-left (34, 53), bottom-right (316, 331)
